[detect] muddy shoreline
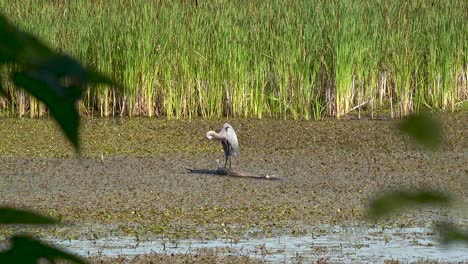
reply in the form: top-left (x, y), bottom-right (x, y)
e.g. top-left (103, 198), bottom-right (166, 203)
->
top-left (1, 113), bottom-right (467, 262)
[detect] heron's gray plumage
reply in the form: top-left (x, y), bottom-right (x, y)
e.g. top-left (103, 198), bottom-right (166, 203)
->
top-left (206, 123), bottom-right (239, 169)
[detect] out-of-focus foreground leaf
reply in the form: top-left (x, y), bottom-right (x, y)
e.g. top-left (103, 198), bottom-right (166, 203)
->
top-left (12, 71), bottom-right (80, 150)
top-left (0, 14), bottom-right (115, 152)
top-left (367, 190), bottom-right (451, 218)
top-left (435, 221), bottom-right (468, 245)
top-left (0, 207), bottom-right (57, 224)
top-left (86, 68), bottom-right (114, 87)
top-left (0, 235), bottom-right (85, 264)
top-left (398, 111), bottom-right (441, 150)
top-left (0, 79), bottom-right (5, 97)
top-left (0, 14), bottom-right (52, 64)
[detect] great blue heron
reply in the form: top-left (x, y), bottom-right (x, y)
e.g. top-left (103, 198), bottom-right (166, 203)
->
top-left (206, 123), bottom-right (239, 169)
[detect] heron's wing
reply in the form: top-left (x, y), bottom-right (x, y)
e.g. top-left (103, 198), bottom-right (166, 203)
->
top-left (224, 124), bottom-right (239, 156)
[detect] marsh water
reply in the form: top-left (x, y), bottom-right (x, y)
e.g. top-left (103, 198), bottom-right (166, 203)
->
top-left (1, 113), bottom-right (467, 262)
top-left (49, 225), bottom-right (468, 263)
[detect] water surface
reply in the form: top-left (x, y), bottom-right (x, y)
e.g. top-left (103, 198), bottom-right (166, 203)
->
top-left (51, 225), bottom-right (468, 263)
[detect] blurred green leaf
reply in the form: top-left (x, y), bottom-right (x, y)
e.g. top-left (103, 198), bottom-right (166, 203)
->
top-left (1, 14), bottom-right (116, 152)
top-left (367, 190), bottom-right (451, 218)
top-left (24, 55), bottom-right (88, 99)
top-left (0, 208), bottom-right (57, 224)
top-left (435, 221), bottom-right (468, 245)
top-left (398, 112), bottom-right (441, 150)
top-left (12, 72), bottom-right (80, 151)
top-left (86, 68), bottom-right (115, 87)
top-left (0, 235), bottom-right (85, 264)
top-left (0, 15), bottom-right (24, 63)
top-left (0, 14), bottom-right (53, 65)
top-left (0, 79), bottom-right (5, 97)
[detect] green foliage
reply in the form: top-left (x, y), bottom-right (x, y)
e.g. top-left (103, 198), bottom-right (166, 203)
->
top-left (0, 209), bottom-right (84, 263)
top-left (0, 2), bottom-right (466, 260)
top-left (367, 191), bottom-right (451, 218)
top-left (0, 208), bottom-right (57, 224)
top-left (0, 0), bottom-right (466, 119)
top-left (0, 235), bottom-right (85, 264)
top-left (368, 112), bottom-right (468, 245)
top-left (435, 222), bottom-right (468, 245)
top-left (0, 12), bottom-right (116, 264)
top-left (12, 71), bottom-right (80, 149)
top-left (0, 14), bottom-right (114, 151)
top-left (398, 111), bottom-right (442, 150)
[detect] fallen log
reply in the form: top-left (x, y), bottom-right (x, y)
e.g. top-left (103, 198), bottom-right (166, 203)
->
top-left (185, 167), bottom-right (281, 181)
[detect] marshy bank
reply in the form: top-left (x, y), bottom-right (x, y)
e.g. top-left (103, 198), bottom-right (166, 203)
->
top-left (0, 113), bottom-right (466, 262)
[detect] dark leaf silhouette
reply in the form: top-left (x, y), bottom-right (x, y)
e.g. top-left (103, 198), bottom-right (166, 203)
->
top-left (0, 80), bottom-right (5, 97)
top-left (0, 13), bottom-right (118, 264)
top-left (398, 112), bottom-right (441, 150)
top-left (86, 68), bottom-right (115, 87)
top-left (367, 190), bottom-right (451, 218)
top-left (0, 235), bottom-right (85, 264)
top-left (435, 221), bottom-right (468, 245)
top-left (12, 72), bottom-right (80, 150)
top-left (0, 208), bottom-right (57, 224)
top-left (0, 14), bottom-right (52, 65)
top-left (1, 14), bottom-right (115, 152)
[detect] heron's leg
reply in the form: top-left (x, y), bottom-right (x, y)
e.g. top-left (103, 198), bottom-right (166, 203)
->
top-left (229, 156), bottom-right (232, 169)
top-left (224, 155), bottom-right (228, 169)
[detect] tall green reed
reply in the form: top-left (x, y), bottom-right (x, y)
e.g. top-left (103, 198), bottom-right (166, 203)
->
top-left (0, 0), bottom-right (466, 119)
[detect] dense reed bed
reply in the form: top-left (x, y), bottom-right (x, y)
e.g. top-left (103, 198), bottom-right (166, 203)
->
top-left (0, 0), bottom-right (467, 119)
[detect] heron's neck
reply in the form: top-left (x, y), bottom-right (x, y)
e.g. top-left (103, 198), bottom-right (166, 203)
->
top-left (207, 130), bottom-right (224, 140)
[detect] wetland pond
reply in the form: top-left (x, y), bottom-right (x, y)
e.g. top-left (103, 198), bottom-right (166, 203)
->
top-left (48, 225), bottom-right (468, 263)
top-left (0, 113), bottom-right (467, 262)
